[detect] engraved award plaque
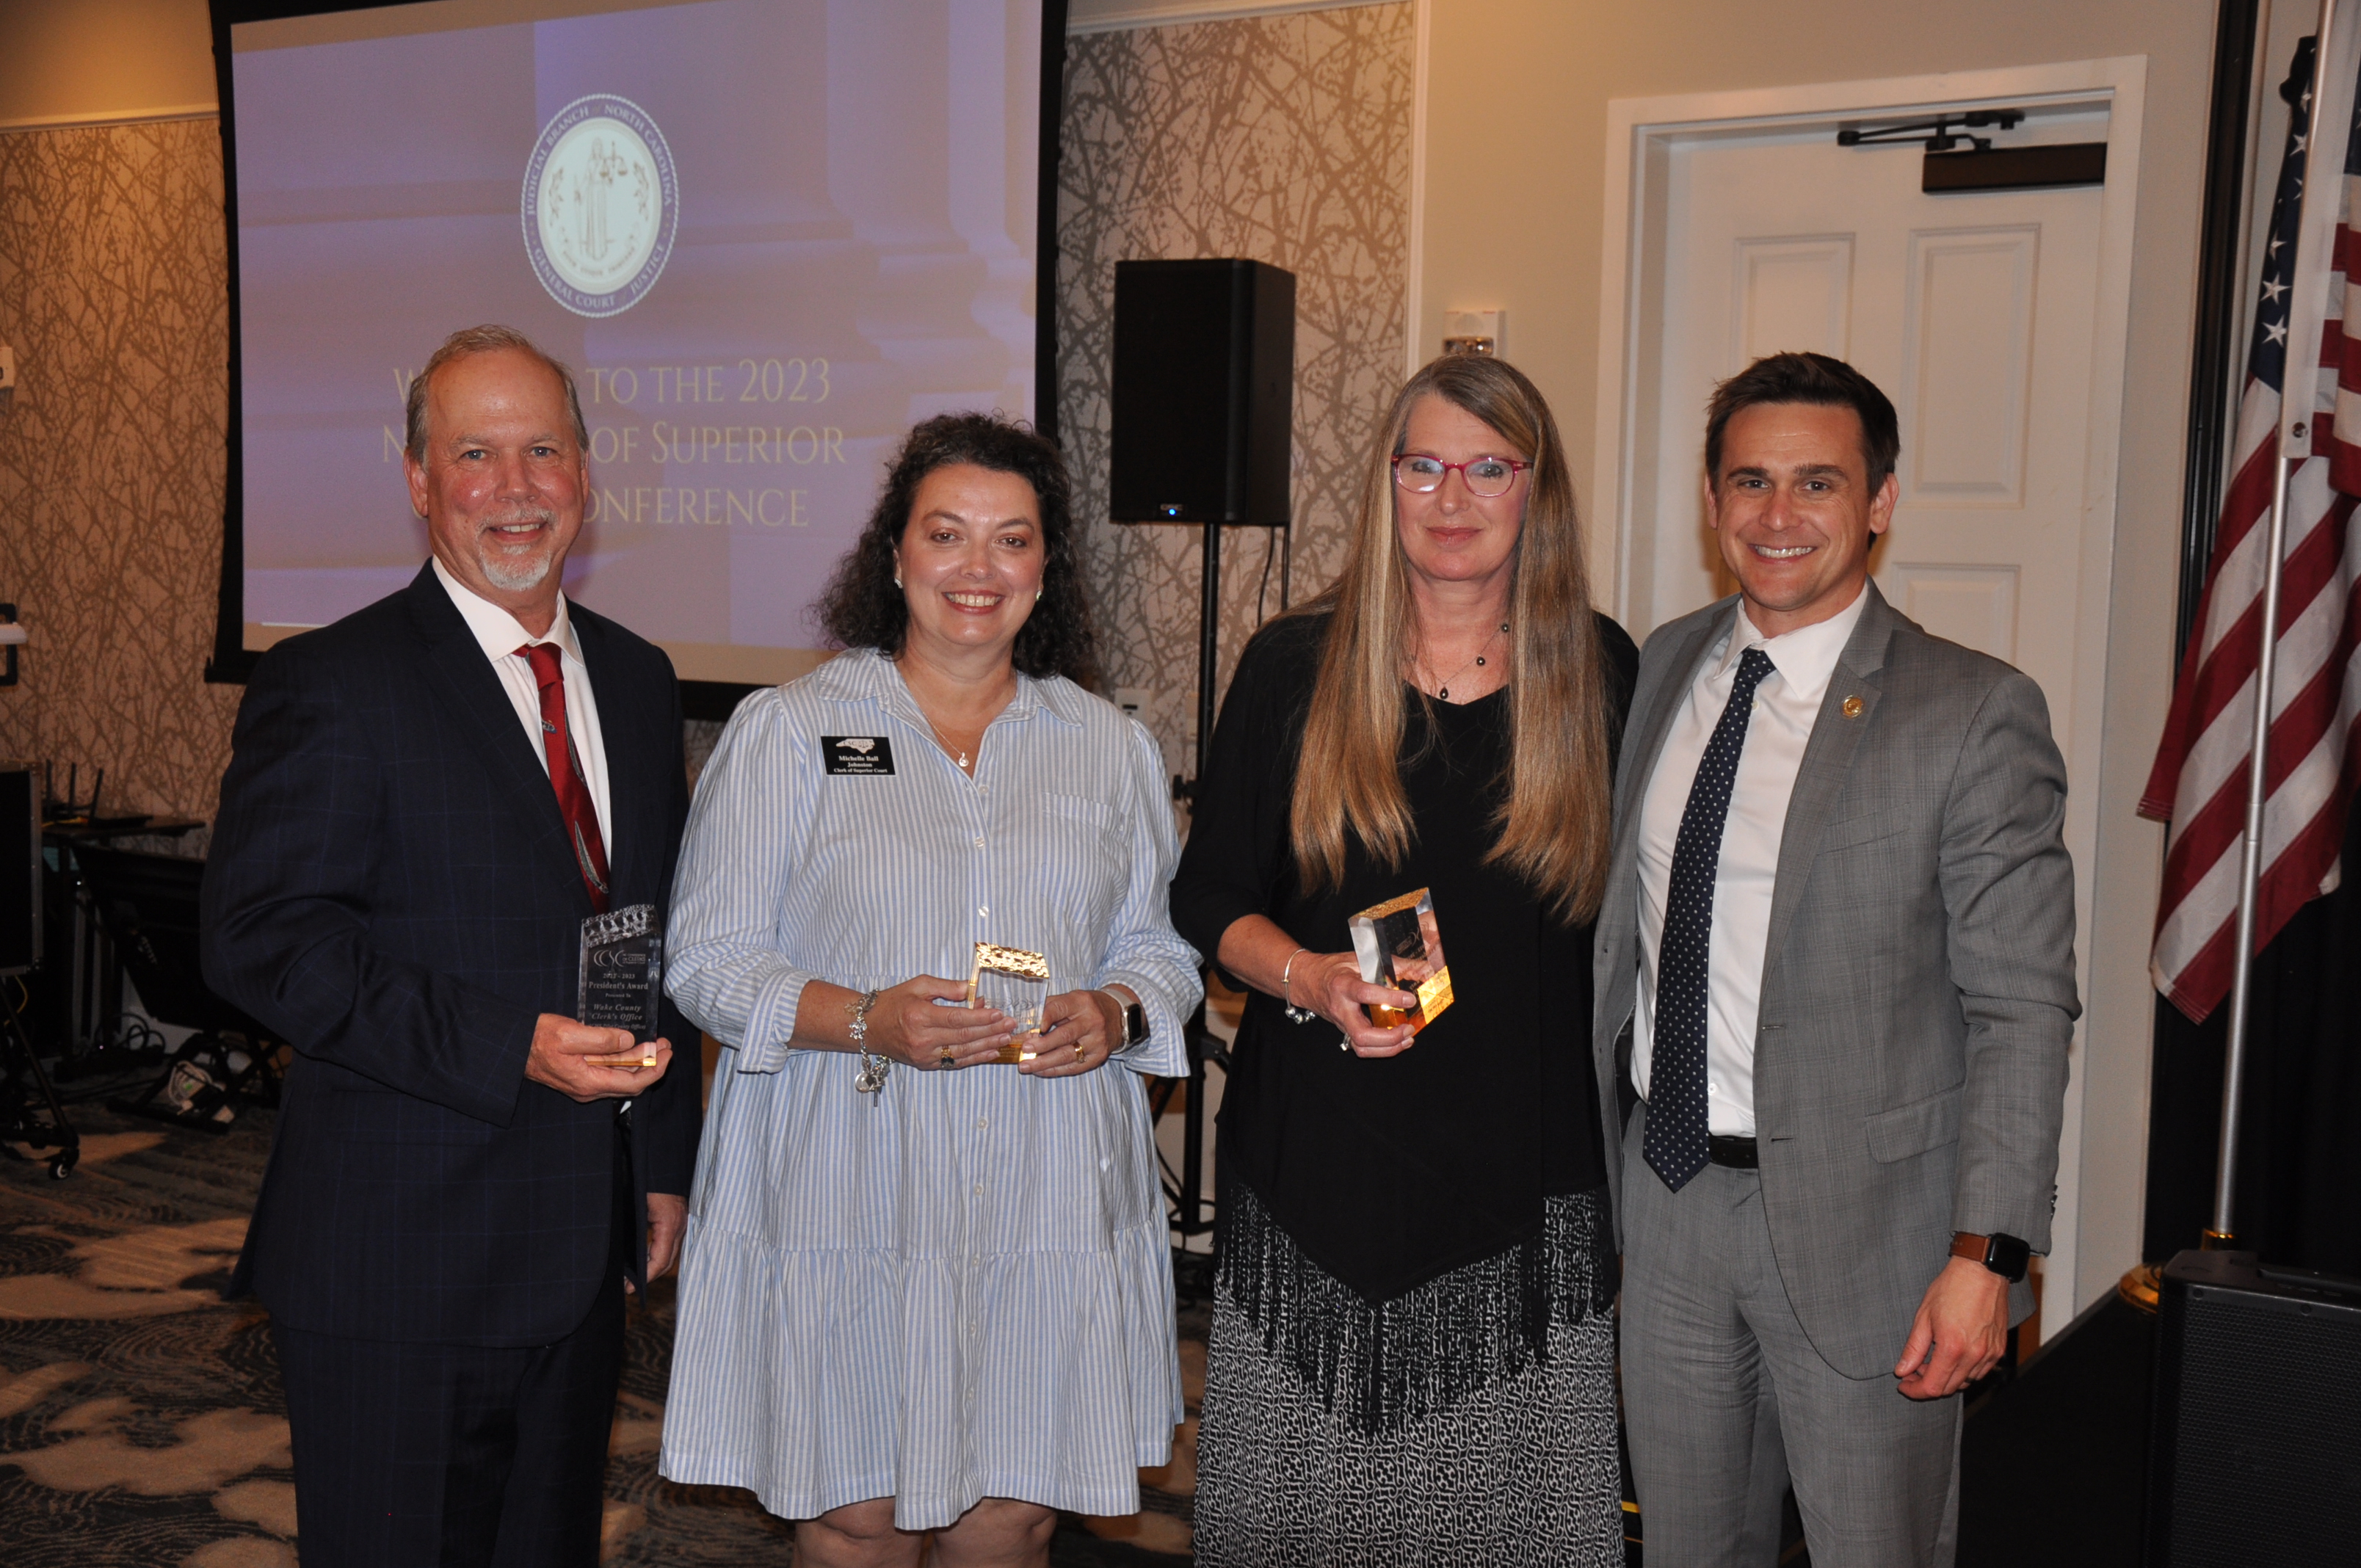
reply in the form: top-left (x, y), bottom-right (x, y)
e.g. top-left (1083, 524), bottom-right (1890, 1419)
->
top-left (968, 941), bottom-right (1051, 1062)
top-left (579, 902), bottom-right (661, 1067)
top-left (1348, 888), bottom-right (1453, 1034)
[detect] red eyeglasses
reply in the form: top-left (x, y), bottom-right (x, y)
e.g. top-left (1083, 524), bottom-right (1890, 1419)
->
top-left (1392, 454), bottom-right (1531, 498)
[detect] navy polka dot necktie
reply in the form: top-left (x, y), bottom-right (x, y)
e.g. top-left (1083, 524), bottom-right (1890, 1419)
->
top-left (1644, 645), bottom-right (1776, 1192)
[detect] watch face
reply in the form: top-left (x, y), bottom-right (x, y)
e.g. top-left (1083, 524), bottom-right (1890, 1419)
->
top-left (1123, 1003), bottom-right (1148, 1045)
top-left (1990, 1234), bottom-right (2031, 1282)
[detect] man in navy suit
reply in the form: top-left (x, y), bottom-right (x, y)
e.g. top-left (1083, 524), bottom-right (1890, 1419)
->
top-left (203, 324), bottom-right (701, 1566)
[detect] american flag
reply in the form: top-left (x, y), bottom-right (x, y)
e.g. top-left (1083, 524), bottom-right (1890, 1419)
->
top-left (2143, 32), bottom-right (2361, 1023)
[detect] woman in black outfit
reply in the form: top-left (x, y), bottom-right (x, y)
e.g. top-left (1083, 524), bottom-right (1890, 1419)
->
top-left (1171, 353), bottom-right (1636, 1567)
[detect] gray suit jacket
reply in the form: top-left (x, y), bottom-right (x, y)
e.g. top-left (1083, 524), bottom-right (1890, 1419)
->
top-left (1592, 584), bottom-right (2078, 1378)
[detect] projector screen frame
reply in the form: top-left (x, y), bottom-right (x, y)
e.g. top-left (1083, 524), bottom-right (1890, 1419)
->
top-left (203, 0), bottom-right (1070, 723)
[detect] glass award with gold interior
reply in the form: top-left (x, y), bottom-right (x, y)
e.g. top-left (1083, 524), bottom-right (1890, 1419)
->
top-left (1348, 888), bottom-right (1453, 1034)
top-left (578, 902), bottom-right (662, 1067)
top-left (968, 941), bottom-right (1051, 1062)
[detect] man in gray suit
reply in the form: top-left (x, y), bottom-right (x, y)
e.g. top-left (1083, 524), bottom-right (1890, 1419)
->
top-left (1594, 352), bottom-right (2077, 1567)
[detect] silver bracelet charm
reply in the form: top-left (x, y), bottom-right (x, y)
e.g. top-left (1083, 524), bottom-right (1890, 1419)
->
top-left (1280, 948), bottom-right (1317, 1026)
top-left (848, 989), bottom-right (888, 1100)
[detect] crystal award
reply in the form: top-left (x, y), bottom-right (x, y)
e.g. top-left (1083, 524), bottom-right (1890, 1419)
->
top-left (1349, 887), bottom-right (1453, 1034)
top-left (579, 902), bottom-right (661, 1067)
top-left (968, 941), bottom-right (1051, 1062)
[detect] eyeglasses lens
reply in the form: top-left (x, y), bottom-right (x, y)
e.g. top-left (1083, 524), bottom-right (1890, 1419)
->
top-left (1396, 457), bottom-right (1446, 493)
top-left (1464, 461), bottom-right (1515, 497)
top-left (1395, 457), bottom-right (1518, 497)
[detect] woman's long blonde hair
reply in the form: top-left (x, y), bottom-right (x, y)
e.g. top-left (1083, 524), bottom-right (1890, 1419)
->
top-left (1288, 354), bottom-right (1614, 922)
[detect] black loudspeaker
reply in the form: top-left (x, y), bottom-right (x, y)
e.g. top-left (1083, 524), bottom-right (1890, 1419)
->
top-left (1110, 258), bottom-right (1295, 526)
top-left (0, 763), bottom-right (36, 976)
top-left (2144, 1249), bottom-right (2361, 1564)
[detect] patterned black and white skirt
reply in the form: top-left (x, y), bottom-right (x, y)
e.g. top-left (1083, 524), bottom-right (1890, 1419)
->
top-left (1194, 1182), bottom-right (1622, 1568)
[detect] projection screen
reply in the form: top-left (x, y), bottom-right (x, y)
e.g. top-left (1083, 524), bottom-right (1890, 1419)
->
top-left (208, 0), bottom-right (1062, 709)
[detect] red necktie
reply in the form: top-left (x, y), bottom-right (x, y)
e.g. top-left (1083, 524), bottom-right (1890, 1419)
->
top-left (518, 642), bottom-right (611, 912)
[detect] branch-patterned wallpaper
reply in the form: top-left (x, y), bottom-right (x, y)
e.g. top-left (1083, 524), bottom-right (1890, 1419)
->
top-left (0, 119), bottom-right (239, 844)
top-left (0, 6), bottom-right (1414, 842)
top-left (1057, 3), bottom-right (1413, 782)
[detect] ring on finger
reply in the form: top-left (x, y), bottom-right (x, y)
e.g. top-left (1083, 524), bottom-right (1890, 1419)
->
top-left (937, 1048), bottom-right (957, 1069)
top-left (1073, 1038), bottom-right (1087, 1063)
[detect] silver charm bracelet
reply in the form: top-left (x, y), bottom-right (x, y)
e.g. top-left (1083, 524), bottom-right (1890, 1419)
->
top-left (849, 989), bottom-right (888, 1100)
top-left (1280, 948), bottom-right (1318, 1026)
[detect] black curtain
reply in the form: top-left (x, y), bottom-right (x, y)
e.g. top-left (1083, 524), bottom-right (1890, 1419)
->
top-left (2144, 795), bottom-right (2361, 1273)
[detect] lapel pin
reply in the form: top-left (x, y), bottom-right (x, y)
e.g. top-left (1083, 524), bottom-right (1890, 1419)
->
top-left (1841, 695), bottom-right (1864, 719)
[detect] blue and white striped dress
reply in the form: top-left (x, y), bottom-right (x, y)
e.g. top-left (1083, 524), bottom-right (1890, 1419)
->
top-left (657, 648), bottom-right (1200, 1530)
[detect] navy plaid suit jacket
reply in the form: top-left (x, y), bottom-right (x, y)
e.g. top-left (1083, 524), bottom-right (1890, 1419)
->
top-left (203, 565), bottom-right (702, 1346)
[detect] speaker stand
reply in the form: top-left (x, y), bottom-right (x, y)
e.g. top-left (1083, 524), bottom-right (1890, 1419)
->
top-left (0, 981), bottom-right (78, 1179)
top-left (1170, 519), bottom-right (1227, 1263)
top-left (1157, 515), bottom-right (1288, 1281)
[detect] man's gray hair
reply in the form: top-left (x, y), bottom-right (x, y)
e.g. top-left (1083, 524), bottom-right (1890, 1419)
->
top-left (402, 324), bottom-right (590, 462)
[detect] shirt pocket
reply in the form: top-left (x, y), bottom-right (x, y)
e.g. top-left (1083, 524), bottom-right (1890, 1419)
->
top-left (1043, 792), bottom-right (1116, 830)
top-left (1037, 793), bottom-right (1129, 941)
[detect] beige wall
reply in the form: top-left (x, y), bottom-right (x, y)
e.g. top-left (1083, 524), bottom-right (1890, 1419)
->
top-left (0, 0), bottom-right (217, 125)
top-left (1415, 0), bottom-right (2219, 1320)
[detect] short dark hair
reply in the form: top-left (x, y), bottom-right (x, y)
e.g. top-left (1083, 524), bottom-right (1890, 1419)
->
top-left (404, 324), bottom-right (587, 462)
top-left (817, 413), bottom-right (1098, 685)
top-left (1704, 352), bottom-right (1901, 490)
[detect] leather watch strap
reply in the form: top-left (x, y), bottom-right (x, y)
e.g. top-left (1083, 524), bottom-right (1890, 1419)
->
top-left (1951, 1230), bottom-right (2031, 1282)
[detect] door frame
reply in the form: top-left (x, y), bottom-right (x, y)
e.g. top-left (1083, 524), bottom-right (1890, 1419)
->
top-left (1592, 57), bottom-right (2149, 1341)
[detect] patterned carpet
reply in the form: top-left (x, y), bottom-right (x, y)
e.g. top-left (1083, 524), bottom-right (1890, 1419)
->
top-left (0, 1100), bottom-right (1200, 1566)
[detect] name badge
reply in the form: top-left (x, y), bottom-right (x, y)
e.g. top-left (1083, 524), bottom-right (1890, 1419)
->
top-left (822, 736), bottom-right (895, 775)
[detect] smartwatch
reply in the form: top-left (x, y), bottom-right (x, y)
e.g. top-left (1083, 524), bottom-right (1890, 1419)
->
top-left (1103, 990), bottom-right (1149, 1049)
top-left (1951, 1231), bottom-right (2031, 1283)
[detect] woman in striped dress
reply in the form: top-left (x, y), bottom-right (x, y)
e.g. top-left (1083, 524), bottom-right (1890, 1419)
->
top-left (657, 413), bottom-right (1200, 1567)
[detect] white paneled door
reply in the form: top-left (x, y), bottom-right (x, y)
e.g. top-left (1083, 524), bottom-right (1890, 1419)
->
top-left (1639, 114), bottom-right (2107, 737)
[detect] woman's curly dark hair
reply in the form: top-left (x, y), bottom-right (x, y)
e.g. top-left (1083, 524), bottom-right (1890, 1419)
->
top-left (817, 412), bottom-right (1098, 686)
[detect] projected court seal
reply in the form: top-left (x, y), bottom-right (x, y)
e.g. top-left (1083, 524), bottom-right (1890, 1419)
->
top-left (522, 95), bottom-right (677, 317)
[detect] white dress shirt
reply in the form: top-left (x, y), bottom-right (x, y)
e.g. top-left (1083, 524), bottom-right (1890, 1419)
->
top-left (1631, 584), bottom-right (1868, 1136)
top-left (432, 556), bottom-right (612, 857)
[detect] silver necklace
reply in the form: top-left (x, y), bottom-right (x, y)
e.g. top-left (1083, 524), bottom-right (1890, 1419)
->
top-left (1423, 621), bottom-right (1508, 701)
top-left (916, 699), bottom-right (993, 772)
top-left (922, 712), bottom-right (972, 771)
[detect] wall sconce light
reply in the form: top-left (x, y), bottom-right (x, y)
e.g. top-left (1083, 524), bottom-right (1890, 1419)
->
top-left (1, 605), bottom-right (23, 687)
top-left (1443, 309), bottom-right (1504, 357)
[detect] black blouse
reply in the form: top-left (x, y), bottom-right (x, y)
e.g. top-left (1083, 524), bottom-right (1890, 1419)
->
top-left (1171, 609), bottom-right (1639, 1305)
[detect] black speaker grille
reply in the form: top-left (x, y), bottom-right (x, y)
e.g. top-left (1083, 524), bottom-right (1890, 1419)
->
top-left (2165, 1285), bottom-right (2361, 1564)
top-left (1108, 258), bottom-right (1294, 527)
top-left (0, 768), bottom-right (35, 973)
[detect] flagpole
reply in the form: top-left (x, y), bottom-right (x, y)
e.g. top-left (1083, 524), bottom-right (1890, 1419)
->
top-left (2211, 451), bottom-right (2298, 1246)
top-left (2211, 0), bottom-right (2348, 1249)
